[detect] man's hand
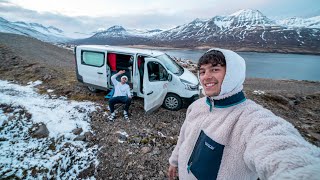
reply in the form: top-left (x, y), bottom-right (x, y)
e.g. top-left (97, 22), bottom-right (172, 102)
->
top-left (168, 165), bottom-right (177, 180)
top-left (118, 70), bottom-right (125, 74)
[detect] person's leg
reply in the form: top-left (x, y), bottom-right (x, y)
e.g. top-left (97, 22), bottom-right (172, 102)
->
top-left (108, 97), bottom-right (117, 113)
top-left (124, 97), bottom-right (132, 113)
top-left (116, 96), bottom-right (131, 120)
top-left (108, 97), bottom-right (121, 121)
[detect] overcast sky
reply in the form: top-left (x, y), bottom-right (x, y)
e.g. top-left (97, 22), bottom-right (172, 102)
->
top-left (0, 0), bottom-right (319, 36)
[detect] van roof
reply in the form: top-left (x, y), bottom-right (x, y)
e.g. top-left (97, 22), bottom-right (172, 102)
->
top-left (77, 45), bottom-right (165, 57)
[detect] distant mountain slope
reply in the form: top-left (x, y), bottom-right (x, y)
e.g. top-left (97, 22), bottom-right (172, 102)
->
top-left (0, 17), bottom-right (70, 43)
top-left (78, 9), bottom-right (320, 54)
top-left (0, 32), bottom-right (74, 69)
top-left (277, 16), bottom-right (320, 28)
top-left (153, 9), bottom-right (319, 48)
top-left (72, 25), bottom-right (157, 45)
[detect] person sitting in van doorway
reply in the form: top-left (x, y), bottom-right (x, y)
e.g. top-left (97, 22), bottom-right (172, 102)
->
top-left (108, 70), bottom-right (132, 121)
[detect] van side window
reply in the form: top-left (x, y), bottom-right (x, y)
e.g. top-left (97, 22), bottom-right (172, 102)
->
top-left (147, 62), bottom-right (168, 81)
top-left (81, 51), bottom-right (104, 67)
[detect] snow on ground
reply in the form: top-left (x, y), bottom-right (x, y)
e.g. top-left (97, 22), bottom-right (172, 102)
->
top-left (0, 80), bottom-right (99, 179)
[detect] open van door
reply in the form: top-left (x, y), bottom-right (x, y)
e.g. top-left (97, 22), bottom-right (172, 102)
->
top-left (143, 58), bottom-right (168, 114)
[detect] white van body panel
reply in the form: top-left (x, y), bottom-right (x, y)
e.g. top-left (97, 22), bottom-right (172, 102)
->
top-left (167, 68), bottom-right (199, 98)
top-left (180, 68), bottom-right (198, 85)
top-left (75, 45), bottom-right (199, 111)
top-left (76, 49), bottom-right (109, 88)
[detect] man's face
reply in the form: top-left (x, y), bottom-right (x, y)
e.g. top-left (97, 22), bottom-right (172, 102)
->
top-left (199, 63), bottom-right (226, 97)
top-left (120, 77), bottom-right (127, 84)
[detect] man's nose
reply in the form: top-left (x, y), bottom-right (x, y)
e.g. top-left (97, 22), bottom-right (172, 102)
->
top-left (203, 71), bottom-right (212, 79)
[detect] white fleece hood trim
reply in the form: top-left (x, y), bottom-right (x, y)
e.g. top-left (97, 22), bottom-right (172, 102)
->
top-left (204, 48), bottom-right (246, 100)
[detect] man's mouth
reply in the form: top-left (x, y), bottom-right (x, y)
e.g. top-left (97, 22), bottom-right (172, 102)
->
top-left (205, 83), bottom-right (217, 87)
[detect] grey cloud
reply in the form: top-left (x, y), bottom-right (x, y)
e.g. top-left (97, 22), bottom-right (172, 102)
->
top-left (0, 0), bottom-right (319, 38)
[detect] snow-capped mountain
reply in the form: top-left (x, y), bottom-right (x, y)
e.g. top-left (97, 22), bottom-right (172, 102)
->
top-left (91, 25), bottom-right (163, 38)
top-left (149, 9), bottom-right (320, 51)
top-left (0, 17), bottom-right (70, 42)
top-left (154, 9), bottom-right (280, 40)
top-left (73, 25), bottom-right (162, 45)
top-left (92, 25), bottom-right (128, 38)
top-left (277, 16), bottom-right (320, 29)
top-left (2, 9), bottom-right (320, 53)
top-left (73, 9), bottom-right (320, 54)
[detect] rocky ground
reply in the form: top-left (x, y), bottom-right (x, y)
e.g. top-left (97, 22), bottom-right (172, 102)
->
top-left (1, 33), bottom-right (320, 179)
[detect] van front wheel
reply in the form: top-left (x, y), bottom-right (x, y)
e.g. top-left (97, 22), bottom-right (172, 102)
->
top-left (87, 86), bottom-right (97, 92)
top-left (163, 94), bottom-right (182, 111)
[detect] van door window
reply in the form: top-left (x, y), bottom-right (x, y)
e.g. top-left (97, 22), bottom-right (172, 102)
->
top-left (147, 61), bottom-right (168, 81)
top-left (81, 51), bottom-right (105, 67)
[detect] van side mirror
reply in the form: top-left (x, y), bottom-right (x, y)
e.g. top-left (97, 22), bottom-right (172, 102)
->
top-left (168, 74), bottom-right (172, 82)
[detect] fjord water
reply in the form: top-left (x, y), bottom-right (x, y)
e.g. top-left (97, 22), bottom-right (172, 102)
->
top-left (163, 49), bottom-right (320, 81)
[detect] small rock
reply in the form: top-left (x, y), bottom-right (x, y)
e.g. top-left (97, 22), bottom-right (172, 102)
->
top-left (31, 123), bottom-right (49, 138)
top-left (130, 136), bottom-right (142, 144)
top-left (151, 147), bottom-right (161, 156)
top-left (63, 142), bottom-right (72, 148)
top-left (141, 146), bottom-right (152, 154)
top-left (139, 175), bottom-right (143, 180)
top-left (74, 135), bottom-right (86, 141)
top-left (72, 128), bottom-right (83, 135)
top-left (119, 134), bottom-right (128, 142)
top-left (25, 112), bottom-right (32, 120)
top-left (126, 173), bottom-right (133, 179)
top-left (84, 132), bottom-right (94, 141)
top-left (116, 162), bottom-right (122, 168)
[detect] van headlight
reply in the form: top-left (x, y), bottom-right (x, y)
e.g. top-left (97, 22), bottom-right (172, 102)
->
top-left (180, 79), bottom-right (199, 91)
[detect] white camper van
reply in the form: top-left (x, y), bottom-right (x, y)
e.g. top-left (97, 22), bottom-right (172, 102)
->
top-left (75, 45), bottom-right (199, 113)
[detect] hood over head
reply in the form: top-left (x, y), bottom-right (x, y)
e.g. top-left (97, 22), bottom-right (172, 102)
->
top-left (205, 48), bottom-right (246, 100)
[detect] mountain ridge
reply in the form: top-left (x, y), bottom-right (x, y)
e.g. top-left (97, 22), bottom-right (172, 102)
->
top-left (1, 9), bottom-right (320, 54)
top-left (77, 9), bottom-right (319, 54)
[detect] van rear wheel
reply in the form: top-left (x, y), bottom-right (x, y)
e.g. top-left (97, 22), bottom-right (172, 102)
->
top-left (163, 94), bottom-right (182, 111)
top-left (87, 86), bottom-right (97, 92)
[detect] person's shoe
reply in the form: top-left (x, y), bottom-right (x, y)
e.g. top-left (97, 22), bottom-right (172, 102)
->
top-left (123, 111), bottom-right (129, 121)
top-left (124, 114), bottom-right (129, 121)
top-left (108, 113), bottom-right (115, 122)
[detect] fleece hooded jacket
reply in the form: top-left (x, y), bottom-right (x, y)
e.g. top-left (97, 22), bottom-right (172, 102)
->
top-left (169, 49), bottom-right (320, 180)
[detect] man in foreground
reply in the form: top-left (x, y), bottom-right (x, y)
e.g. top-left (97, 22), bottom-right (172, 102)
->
top-left (108, 70), bottom-right (132, 121)
top-left (168, 49), bottom-right (320, 179)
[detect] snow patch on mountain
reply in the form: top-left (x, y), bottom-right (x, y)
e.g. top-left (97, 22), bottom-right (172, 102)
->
top-left (277, 16), bottom-right (320, 29)
top-left (0, 17), bottom-right (70, 42)
top-left (91, 25), bottom-right (163, 38)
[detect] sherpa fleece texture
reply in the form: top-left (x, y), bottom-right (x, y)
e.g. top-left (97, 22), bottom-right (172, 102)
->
top-left (169, 98), bottom-right (320, 180)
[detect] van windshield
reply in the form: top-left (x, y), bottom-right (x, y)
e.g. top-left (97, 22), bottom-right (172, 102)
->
top-left (156, 54), bottom-right (184, 75)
